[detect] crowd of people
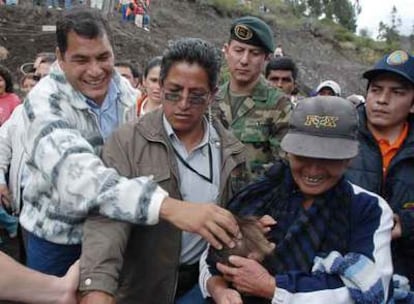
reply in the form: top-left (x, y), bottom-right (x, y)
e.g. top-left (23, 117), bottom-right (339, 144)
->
top-left (1, 0), bottom-right (152, 30)
top-left (0, 6), bottom-right (414, 304)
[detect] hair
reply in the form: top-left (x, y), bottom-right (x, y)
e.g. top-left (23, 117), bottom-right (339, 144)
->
top-left (115, 61), bottom-right (141, 78)
top-left (209, 216), bottom-right (274, 264)
top-left (56, 8), bottom-right (112, 55)
top-left (367, 73), bottom-right (414, 91)
top-left (0, 64), bottom-right (15, 93)
top-left (265, 57), bottom-right (298, 80)
top-left (143, 56), bottom-right (162, 79)
top-left (160, 38), bottom-right (222, 91)
top-left (114, 61), bottom-right (141, 78)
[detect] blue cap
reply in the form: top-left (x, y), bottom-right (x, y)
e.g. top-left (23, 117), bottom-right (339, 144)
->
top-left (363, 50), bottom-right (414, 85)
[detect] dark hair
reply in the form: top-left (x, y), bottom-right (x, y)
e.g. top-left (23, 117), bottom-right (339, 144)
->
top-left (143, 56), bottom-right (162, 79)
top-left (56, 8), bottom-right (112, 55)
top-left (115, 61), bottom-right (141, 79)
top-left (160, 38), bottom-right (221, 91)
top-left (0, 64), bottom-right (15, 93)
top-left (265, 56), bottom-right (298, 80)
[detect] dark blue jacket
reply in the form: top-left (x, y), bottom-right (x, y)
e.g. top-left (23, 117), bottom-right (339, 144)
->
top-left (204, 162), bottom-right (393, 302)
top-left (345, 105), bottom-right (414, 287)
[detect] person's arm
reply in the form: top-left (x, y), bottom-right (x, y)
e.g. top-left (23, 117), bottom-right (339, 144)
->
top-left (0, 252), bottom-right (78, 304)
top-left (79, 215), bottom-right (130, 304)
top-left (24, 92), bottom-right (238, 249)
top-left (0, 105), bottom-right (22, 208)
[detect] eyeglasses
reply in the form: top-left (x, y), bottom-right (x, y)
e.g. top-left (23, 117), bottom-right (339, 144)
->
top-left (163, 89), bottom-right (210, 106)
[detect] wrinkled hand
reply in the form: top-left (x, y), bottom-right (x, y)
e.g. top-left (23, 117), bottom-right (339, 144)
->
top-left (160, 197), bottom-right (240, 249)
top-left (80, 291), bottom-right (115, 304)
top-left (0, 184), bottom-right (12, 210)
top-left (392, 214), bottom-right (402, 240)
top-left (213, 288), bottom-right (243, 304)
top-left (58, 260), bottom-right (80, 304)
top-left (217, 256), bottom-right (275, 299)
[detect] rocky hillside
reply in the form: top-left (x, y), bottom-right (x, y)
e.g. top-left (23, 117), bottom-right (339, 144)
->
top-left (0, 0), bottom-right (372, 96)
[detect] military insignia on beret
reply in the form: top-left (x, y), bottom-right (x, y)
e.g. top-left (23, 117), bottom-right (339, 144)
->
top-left (386, 50), bottom-right (409, 66)
top-left (234, 24), bottom-right (253, 41)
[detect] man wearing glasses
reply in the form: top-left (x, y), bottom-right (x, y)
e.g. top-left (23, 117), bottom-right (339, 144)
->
top-left (216, 16), bottom-right (292, 178)
top-left (79, 38), bottom-right (249, 304)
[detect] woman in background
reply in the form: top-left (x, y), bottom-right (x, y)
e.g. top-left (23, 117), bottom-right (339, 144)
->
top-left (0, 64), bottom-right (20, 126)
top-left (136, 56), bottom-right (162, 117)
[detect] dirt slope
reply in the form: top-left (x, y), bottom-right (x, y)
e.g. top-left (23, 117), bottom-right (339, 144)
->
top-left (0, 0), bottom-right (369, 95)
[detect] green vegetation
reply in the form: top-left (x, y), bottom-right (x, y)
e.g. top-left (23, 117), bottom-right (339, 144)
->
top-left (197, 0), bottom-right (407, 64)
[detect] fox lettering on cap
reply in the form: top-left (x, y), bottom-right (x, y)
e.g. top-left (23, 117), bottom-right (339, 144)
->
top-left (304, 115), bottom-right (339, 129)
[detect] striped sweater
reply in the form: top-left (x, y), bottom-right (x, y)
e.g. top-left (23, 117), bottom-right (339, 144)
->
top-left (19, 62), bottom-right (168, 245)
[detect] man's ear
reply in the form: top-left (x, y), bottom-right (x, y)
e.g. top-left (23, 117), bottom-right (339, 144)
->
top-left (222, 43), bottom-right (229, 60)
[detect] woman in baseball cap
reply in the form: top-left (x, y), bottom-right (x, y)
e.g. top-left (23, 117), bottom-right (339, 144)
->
top-left (201, 96), bottom-right (394, 304)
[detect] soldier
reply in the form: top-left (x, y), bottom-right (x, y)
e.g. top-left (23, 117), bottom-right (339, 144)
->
top-left (216, 16), bottom-right (292, 177)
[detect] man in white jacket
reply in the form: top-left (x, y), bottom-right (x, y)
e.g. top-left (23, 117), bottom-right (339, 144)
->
top-left (20, 8), bottom-right (239, 277)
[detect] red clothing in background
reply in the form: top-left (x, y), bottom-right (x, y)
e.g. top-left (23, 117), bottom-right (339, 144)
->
top-left (0, 93), bottom-right (20, 125)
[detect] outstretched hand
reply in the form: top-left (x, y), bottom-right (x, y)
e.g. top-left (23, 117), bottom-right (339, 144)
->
top-left (160, 197), bottom-right (240, 249)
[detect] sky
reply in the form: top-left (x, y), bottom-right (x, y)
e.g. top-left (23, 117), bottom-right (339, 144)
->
top-left (356, 0), bottom-right (413, 38)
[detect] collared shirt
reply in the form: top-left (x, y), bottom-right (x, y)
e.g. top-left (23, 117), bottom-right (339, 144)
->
top-left (373, 122), bottom-right (408, 176)
top-left (163, 115), bottom-right (221, 265)
top-left (85, 80), bottom-right (120, 140)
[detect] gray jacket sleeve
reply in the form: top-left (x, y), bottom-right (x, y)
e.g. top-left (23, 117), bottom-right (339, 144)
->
top-left (80, 216), bottom-right (131, 295)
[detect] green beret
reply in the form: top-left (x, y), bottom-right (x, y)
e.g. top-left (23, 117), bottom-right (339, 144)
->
top-left (230, 16), bottom-right (275, 54)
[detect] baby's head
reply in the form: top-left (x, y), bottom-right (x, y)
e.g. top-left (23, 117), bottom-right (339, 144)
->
top-left (209, 216), bottom-right (275, 264)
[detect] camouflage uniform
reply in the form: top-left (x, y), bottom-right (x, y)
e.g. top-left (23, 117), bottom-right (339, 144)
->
top-left (214, 76), bottom-right (292, 177)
